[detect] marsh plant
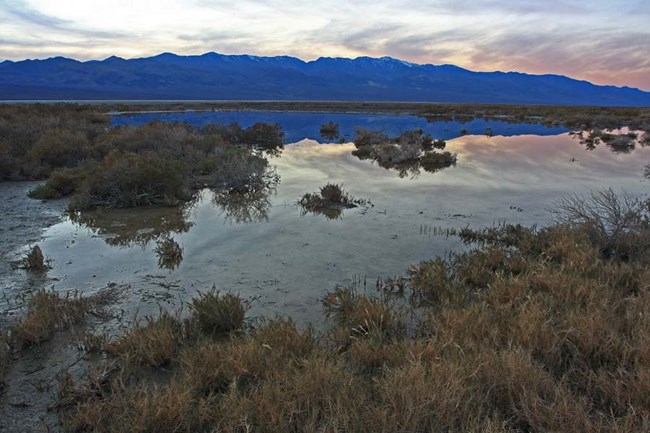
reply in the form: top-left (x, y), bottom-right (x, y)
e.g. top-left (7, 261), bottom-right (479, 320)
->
top-left (10, 290), bottom-right (92, 350)
top-left (60, 190), bottom-right (650, 432)
top-left (154, 237), bottom-right (184, 271)
top-left (352, 128), bottom-right (457, 178)
top-left (21, 245), bottom-right (49, 272)
top-left (22, 120), bottom-right (284, 212)
top-left (298, 183), bottom-right (370, 219)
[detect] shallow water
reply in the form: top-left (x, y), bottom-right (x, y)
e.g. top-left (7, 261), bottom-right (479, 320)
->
top-left (6, 130), bottom-right (648, 325)
top-left (111, 110), bottom-right (569, 142)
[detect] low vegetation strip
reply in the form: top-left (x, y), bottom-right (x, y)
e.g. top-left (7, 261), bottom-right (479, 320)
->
top-left (53, 191), bottom-right (650, 432)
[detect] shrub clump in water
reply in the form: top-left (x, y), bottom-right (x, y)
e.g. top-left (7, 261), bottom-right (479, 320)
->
top-left (298, 183), bottom-right (370, 219)
top-left (21, 245), bottom-right (49, 272)
top-left (352, 129), bottom-right (457, 177)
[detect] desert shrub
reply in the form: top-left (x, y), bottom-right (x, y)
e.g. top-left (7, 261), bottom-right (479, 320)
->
top-left (68, 152), bottom-right (189, 210)
top-left (26, 128), bottom-right (92, 172)
top-left (552, 188), bottom-right (650, 260)
top-left (199, 148), bottom-right (278, 193)
top-left (187, 290), bottom-right (246, 338)
top-left (28, 163), bottom-right (95, 199)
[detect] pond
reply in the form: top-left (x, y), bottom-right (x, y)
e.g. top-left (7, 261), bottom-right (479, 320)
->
top-left (3, 112), bottom-right (649, 325)
top-left (111, 110), bottom-right (569, 142)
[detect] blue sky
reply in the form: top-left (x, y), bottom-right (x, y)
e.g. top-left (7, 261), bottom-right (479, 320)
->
top-left (1, 0), bottom-right (649, 90)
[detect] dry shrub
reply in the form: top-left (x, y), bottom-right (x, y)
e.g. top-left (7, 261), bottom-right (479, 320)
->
top-left (552, 188), bottom-right (650, 260)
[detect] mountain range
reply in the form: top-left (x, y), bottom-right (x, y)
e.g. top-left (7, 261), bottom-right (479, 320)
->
top-left (1, 52), bottom-right (649, 106)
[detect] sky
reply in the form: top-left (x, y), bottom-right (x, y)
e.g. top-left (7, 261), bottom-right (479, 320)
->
top-left (1, 0), bottom-right (649, 90)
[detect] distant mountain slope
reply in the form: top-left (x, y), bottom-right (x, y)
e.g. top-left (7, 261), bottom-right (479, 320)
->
top-left (1, 52), bottom-right (649, 106)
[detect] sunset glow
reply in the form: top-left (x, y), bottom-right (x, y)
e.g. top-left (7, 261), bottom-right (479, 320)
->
top-left (1, 0), bottom-right (649, 90)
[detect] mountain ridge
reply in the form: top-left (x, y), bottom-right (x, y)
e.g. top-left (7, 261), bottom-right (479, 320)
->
top-left (1, 52), bottom-right (649, 106)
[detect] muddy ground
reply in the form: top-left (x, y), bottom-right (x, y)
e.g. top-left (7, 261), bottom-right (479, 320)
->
top-left (0, 183), bottom-right (123, 433)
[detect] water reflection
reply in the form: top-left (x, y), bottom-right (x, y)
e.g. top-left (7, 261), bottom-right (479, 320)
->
top-left (68, 204), bottom-right (195, 248)
top-left (33, 132), bottom-right (650, 326)
top-left (112, 111), bottom-right (569, 143)
top-left (154, 236), bottom-right (183, 271)
top-left (571, 129), bottom-right (649, 154)
top-left (212, 188), bottom-right (273, 224)
top-left (351, 130), bottom-right (458, 178)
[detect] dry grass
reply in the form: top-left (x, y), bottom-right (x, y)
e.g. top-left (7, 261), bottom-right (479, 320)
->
top-left (59, 191), bottom-right (650, 432)
top-left (187, 290), bottom-right (247, 337)
top-left (10, 289), bottom-right (92, 350)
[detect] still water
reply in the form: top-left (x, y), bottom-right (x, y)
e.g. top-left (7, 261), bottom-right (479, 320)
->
top-left (5, 112), bottom-right (649, 324)
top-left (111, 110), bottom-right (569, 142)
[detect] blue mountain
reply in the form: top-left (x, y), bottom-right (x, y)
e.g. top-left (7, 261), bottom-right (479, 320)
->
top-left (1, 52), bottom-right (649, 106)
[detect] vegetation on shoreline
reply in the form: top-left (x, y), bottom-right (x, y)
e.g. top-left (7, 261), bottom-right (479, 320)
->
top-left (25, 120), bottom-right (283, 211)
top-left (49, 190), bottom-right (650, 432)
top-left (3, 103), bottom-right (650, 431)
top-left (352, 129), bottom-right (457, 177)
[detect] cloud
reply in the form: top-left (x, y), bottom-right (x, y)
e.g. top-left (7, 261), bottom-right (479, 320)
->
top-left (0, 0), bottom-right (125, 38)
top-left (0, 0), bottom-right (648, 90)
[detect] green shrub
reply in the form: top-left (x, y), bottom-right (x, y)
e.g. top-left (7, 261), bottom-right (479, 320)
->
top-left (28, 163), bottom-right (94, 199)
top-left (68, 152), bottom-right (189, 210)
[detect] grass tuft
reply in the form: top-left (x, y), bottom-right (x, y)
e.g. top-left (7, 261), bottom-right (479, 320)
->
top-left (10, 290), bottom-right (91, 349)
top-left (187, 290), bottom-right (247, 338)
